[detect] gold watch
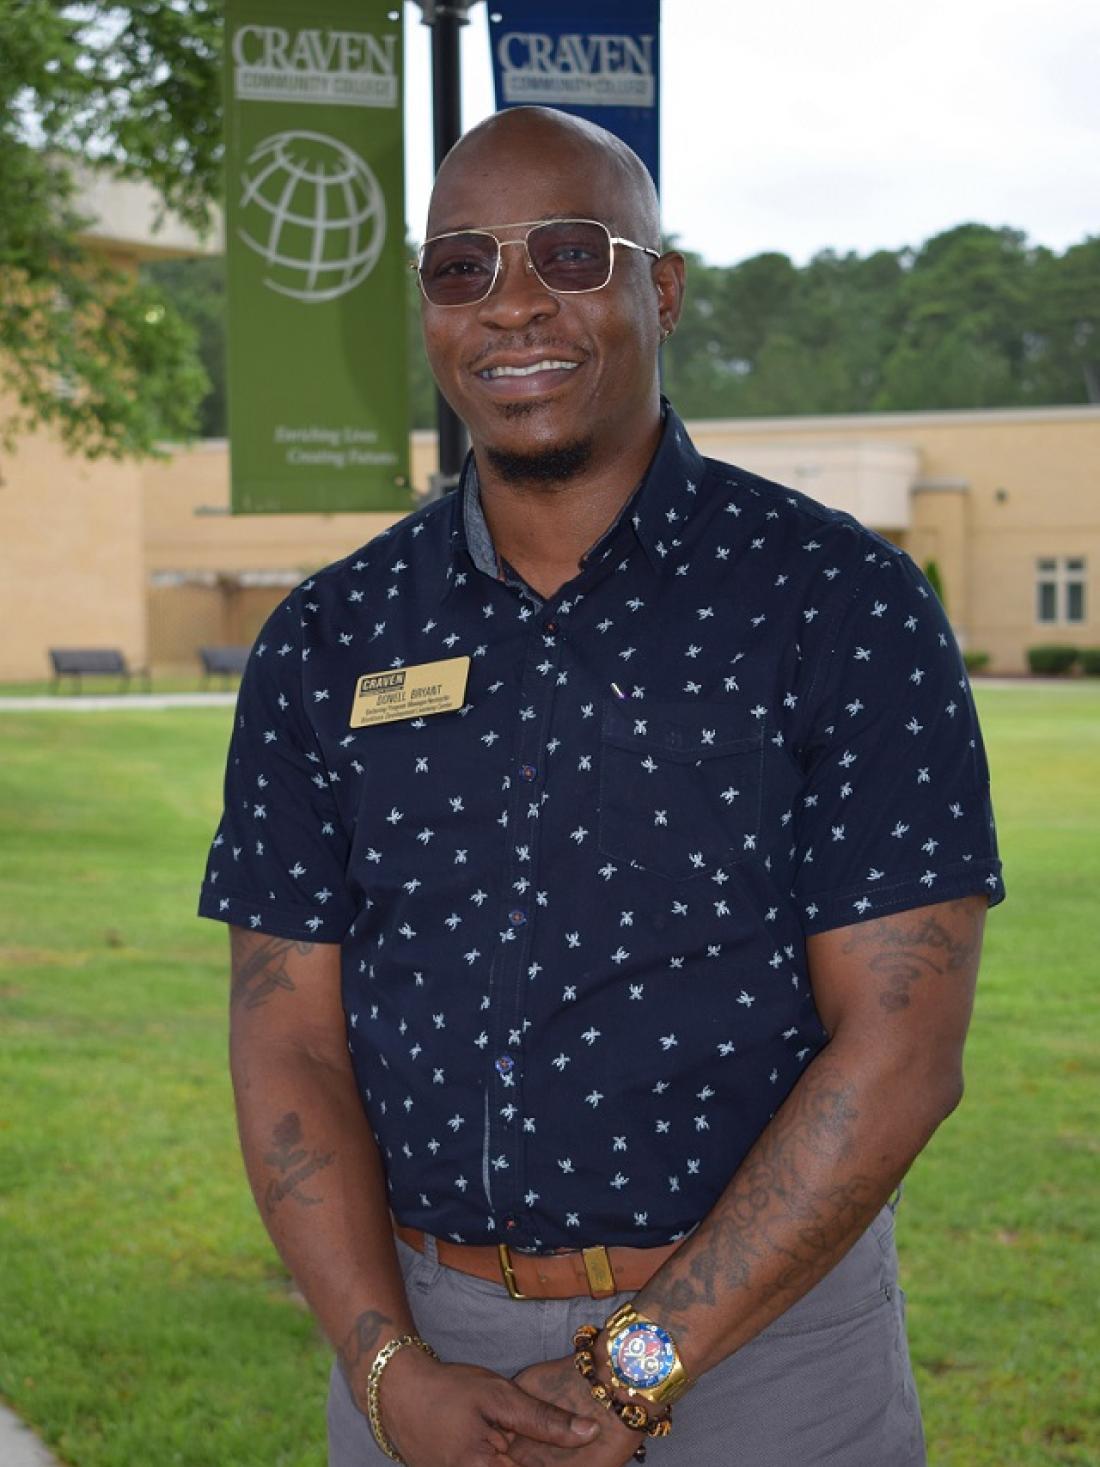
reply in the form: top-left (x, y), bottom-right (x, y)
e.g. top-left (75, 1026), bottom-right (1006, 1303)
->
top-left (603, 1302), bottom-right (691, 1407)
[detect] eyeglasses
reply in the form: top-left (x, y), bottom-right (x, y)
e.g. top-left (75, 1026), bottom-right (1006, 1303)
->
top-left (413, 218), bottom-right (660, 307)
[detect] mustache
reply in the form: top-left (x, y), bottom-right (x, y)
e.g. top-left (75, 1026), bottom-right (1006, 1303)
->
top-left (467, 335), bottom-right (587, 370)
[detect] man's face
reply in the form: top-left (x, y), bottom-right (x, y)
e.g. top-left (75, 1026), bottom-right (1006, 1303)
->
top-left (419, 130), bottom-right (675, 473)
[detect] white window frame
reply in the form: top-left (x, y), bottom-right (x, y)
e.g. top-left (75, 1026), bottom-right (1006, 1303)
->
top-left (1035, 556), bottom-right (1087, 626)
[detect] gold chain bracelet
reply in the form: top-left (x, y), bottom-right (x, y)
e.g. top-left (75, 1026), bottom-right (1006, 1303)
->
top-left (365, 1334), bottom-right (439, 1463)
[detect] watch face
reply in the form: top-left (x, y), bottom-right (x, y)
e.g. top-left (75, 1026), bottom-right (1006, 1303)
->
top-left (610, 1321), bottom-right (676, 1389)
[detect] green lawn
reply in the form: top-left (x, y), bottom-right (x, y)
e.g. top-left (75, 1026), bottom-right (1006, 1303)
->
top-left (0, 687), bottom-right (1097, 1466)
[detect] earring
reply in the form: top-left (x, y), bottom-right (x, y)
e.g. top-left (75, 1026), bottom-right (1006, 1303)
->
top-left (659, 324), bottom-right (674, 344)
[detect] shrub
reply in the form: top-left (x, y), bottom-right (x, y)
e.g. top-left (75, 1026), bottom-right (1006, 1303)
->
top-left (964, 650), bottom-right (991, 674)
top-left (1027, 644), bottom-right (1078, 676)
top-left (923, 559), bottom-right (946, 609)
top-left (1079, 648), bottom-right (1100, 677)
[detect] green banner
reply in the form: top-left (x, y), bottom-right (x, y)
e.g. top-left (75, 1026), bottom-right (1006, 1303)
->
top-left (224, 0), bottom-right (410, 513)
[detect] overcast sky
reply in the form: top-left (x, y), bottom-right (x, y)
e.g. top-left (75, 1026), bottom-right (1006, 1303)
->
top-left (402, 0), bottom-right (1099, 265)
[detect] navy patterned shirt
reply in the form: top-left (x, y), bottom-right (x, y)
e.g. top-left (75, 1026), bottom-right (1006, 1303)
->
top-left (199, 405), bottom-right (1004, 1251)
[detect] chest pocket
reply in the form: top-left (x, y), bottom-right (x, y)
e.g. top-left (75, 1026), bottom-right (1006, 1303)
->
top-left (598, 700), bottom-right (764, 881)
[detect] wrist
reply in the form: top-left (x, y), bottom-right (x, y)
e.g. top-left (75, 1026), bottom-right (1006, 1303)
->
top-left (572, 1323), bottom-right (674, 1460)
top-left (364, 1334), bottom-right (440, 1462)
top-left (602, 1302), bottom-right (692, 1409)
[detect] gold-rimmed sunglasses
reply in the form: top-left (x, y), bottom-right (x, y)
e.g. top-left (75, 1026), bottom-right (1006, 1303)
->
top-left (412, 217), bottom-right (660, 308)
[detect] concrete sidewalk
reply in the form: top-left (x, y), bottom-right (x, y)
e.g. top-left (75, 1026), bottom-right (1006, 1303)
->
top-left (0, 692), bottom-right (236, 712)
top-left (0, 1403), bottom-right (62, 1466)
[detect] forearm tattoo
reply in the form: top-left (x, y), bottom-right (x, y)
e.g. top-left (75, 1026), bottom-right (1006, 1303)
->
top-left (262, 1110), bottom-right (334, 1214)
top-left (840, 900), bottom-right (981, 1012)
top-left (338, 1309), bottom-right (397, 1389)
top-left (638, 1056), bottom-right (879, 1333)
top-left (230, 934), bottom-right (315, 1009)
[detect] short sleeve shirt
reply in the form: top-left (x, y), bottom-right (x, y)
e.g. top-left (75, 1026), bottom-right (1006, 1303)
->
top-left (199, 406), bottom-right (1003, 1250)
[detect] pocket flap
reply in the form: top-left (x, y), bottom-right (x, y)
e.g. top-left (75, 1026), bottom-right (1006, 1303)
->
top-left (601, 699), bottom-right (763, 763)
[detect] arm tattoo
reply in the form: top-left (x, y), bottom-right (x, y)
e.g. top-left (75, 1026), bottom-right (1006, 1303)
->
top-left (840, 901), bottom-right (981, 1012)
top-left (230, 935), bottom-right (315, 1009)
top-left (338, 1308), bottom-right (396, 1388)
top-left (638, 1057), bottom-right (879, 1333)
top-left (262, 1111), bottom-right (334, 1214)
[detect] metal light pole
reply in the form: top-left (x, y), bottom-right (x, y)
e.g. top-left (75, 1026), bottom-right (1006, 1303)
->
top-left (412, 1), bottom-right (484, 498)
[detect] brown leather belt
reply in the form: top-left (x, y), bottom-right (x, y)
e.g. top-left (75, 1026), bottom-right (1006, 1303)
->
top-left (394, 1224), bottom-right (680, 1301)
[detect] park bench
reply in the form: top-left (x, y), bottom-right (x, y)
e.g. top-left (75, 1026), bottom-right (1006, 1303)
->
top-left (198, 645), bottom-right (251, 688)
top-left (49, 648), bottom-right (151, 694)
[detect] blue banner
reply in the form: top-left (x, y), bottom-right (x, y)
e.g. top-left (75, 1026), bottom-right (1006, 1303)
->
top-left (487, 0), bottom-right (660, 192)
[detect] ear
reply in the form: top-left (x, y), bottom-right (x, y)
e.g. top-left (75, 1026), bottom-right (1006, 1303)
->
top-left (652, 250), bottom-right (686, 339)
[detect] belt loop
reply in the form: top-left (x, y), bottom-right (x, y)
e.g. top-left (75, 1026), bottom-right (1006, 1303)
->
top-left (582, 1245), bottom-right (617, 1298)
top-left (422, 1231), bottom-right (439, 1264)
top-left (497, 1244), bottom-right (527, 1300)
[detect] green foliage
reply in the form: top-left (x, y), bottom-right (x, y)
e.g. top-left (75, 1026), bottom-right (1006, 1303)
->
top-left (142, 256), bottom-right (227, 438)
top-left (1076, 648), bottom-right (1100, 676)
top-left (963, 650), bottom-right (990, 675)
top-left (1, 687), bottom-right (1098, 1465)
top-left (662, 225), bottom-right (1100, 421)
top-left (0, 0), bottom-right (221, 457)
top-left (1027, 644), bottom-right (1079, 676)
top-left (923, 559), bottom-right (946, 609)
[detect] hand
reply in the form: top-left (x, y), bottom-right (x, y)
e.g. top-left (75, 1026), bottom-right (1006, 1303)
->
top-left (508, 1356), bottom-right (641, 1467)
top-left (378, 1347), bottom-right (600, 1467)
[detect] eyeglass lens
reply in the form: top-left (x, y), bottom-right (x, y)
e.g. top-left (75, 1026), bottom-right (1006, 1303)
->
top-left (420, 220), bottom-right (613, 305)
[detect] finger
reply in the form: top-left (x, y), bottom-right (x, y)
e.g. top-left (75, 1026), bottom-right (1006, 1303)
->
top-left (494, 1388), bottom-right (599, 1446)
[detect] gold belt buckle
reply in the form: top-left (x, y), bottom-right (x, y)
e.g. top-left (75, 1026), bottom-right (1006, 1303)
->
top-left (497, 1244), bottom-right (527, 1300)
top-left (582, 1245), bottom-right (617, 1298)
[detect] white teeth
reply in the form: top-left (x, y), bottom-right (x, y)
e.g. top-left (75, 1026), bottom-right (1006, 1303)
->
top-left (483, 360), bottom-right (578, 379)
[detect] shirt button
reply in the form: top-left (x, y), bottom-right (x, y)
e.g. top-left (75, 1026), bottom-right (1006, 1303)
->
top-left (504, 1216), bottom-right (519, 1230)
top-left (508, 908), bottom-right (527, 926)
top-left (495, 1055), bottom-right (516, 1075)
top-left (519, 763), bottom-right (537, 782)
top-left (544, 620), bottom-right (558, 634)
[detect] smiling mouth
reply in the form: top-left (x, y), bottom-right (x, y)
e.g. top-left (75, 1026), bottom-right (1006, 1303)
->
top-left (478, 360), bottom-right (580, 380)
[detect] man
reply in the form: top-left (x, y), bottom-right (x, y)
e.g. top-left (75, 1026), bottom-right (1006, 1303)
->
top-left (200, 107), bottom-right (1003, 1467)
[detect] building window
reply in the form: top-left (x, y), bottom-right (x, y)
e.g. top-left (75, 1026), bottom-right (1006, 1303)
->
top-left (1036, 557), bottom-right (1087, 625)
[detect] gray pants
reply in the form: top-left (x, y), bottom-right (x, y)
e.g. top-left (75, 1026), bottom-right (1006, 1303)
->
top-left (327, 1204), bottom-right (925, 1466)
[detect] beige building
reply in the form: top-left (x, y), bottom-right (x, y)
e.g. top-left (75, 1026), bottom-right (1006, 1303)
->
top-left (1, 173), bottom-right (1097, 682)
top-left (2, 403), bottom-right (1097, 682)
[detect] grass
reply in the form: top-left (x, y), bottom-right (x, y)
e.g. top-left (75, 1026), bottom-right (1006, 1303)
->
top-left (0, 686), bottom-right (1097, 1466)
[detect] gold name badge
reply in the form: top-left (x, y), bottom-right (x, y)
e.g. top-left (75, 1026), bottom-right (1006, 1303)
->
top-left (349, 656), bottom-right (470, 729)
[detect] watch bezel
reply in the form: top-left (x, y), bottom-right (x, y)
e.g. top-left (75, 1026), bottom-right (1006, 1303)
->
top-left (602, 1304), bottom-right (691, 1406)
top-left (607, 1318), bottom-right (677, 1393)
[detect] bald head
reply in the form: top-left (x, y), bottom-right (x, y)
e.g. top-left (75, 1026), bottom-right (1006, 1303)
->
top-left (427, 106), bottom-right (660, 248)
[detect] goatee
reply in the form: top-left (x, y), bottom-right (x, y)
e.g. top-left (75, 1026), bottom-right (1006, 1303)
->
top-left (485, 434), bottom-right (593, 487)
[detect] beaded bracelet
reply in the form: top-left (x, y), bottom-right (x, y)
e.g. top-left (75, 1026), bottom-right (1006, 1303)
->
top-left (365, 1333), bottom-right (439, 1463)
top-left (572, 1324), bottom-right (672, 1462)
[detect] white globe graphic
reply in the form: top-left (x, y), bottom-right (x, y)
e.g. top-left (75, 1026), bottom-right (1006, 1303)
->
top-left (237, 130), bottom-right (387, 303)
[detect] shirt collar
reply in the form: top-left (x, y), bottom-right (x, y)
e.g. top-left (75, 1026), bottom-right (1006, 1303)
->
top-left (442, 400), bottom-right (707, 602)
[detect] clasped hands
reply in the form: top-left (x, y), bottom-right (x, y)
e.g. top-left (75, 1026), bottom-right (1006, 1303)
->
top-left (379, 1347), bottom-right (642, 1467)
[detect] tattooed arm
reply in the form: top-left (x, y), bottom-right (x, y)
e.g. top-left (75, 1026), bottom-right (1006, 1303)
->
top-left (228, 926), bottom-right (598, 1467)
top-left (628, 894), bottom-right (987, 1378)
top-left (505, 897), bottom-right (988, 1466)
top-left (228, 929), bottom-right (415, 1381)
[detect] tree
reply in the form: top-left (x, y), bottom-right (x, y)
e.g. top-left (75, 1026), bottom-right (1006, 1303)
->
top-left (142, 255), bottom-right (227, 437)
top-left (0, 1), bottom-right (222, 457)
top-left (1029, 238), bottom-right (1100, 404)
